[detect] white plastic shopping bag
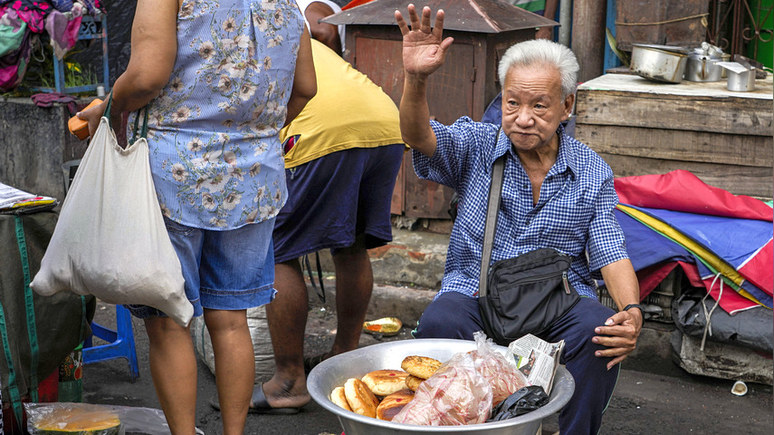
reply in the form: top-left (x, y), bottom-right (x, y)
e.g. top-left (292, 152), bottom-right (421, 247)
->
top-left (31, 108), bottom-right (193, 327)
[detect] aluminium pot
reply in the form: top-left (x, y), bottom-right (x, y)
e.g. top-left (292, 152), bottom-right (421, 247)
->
top-left (727, 68), bottom-right (756, 92)
top-left (629, 43), bottom-right (688, 84)
top-left (307, 339), bottom-right (575, 435)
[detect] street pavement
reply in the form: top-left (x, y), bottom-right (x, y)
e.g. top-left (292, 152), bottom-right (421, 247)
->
top-left (83, 287), bottom-right (773, 435)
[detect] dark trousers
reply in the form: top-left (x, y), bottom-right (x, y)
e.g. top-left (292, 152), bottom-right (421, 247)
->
top-left (414, 292), bottom-right (620, 435)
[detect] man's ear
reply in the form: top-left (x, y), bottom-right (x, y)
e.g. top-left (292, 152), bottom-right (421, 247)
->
top-left (562, 93), bottom-right (575, 121)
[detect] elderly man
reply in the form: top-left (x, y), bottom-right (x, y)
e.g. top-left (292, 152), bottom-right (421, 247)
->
top-left (395, 5), bottom-right (642, 434)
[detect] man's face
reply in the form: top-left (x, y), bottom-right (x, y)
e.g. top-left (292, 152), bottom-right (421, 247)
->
top-left (500, 64), bottom-right (574, 153)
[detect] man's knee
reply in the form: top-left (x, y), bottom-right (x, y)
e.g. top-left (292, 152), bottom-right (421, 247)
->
top-left (413, 292), bottom-right (481, 340)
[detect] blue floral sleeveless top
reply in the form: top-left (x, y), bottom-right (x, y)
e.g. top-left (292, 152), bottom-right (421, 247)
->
top-left (132, 0), bottom-right (304, 230)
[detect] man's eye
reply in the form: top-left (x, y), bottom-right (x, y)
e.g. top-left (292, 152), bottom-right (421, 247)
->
top-left (535, 104), bottom-right (546, 110)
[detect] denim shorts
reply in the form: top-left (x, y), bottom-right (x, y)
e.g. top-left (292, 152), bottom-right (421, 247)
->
top-left (126, 217), bottom-right (277, 319)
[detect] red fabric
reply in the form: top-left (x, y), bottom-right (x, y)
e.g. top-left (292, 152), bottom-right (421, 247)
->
top-left (342, 0), bottom-right (375, 10)
top-left (737, 238), bottom-right (774, 297)
top-left (678, 261), bottom-right (759, 313)
top-left (636, 262), bottom-right (679, 300)
top-left (614, 170), bottom-right (772, 222)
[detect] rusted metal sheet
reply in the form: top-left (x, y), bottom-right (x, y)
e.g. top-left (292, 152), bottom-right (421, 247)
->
top-left (615, 0), bottom-right (710, 51)
top-left (323, 0), bottom-right (557, 33)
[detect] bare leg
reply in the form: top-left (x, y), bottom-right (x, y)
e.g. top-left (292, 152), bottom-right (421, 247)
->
top-left (204, 309), bottom-right (253, 435)
top-left (144, 316), bottom-right (197, 435)
top-left (330, 236), bottom-right (373, 356)
top-left (262, 259), bottom-right (311, 408)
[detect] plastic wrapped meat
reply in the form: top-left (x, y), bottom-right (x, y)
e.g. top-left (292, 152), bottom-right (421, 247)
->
top-left (391, 352), bottom-right (493, 426)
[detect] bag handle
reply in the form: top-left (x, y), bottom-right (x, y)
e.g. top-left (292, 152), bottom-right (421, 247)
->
top-left (479, 128), bottom-right (505, 298)
top-left (102, 92), bottom-right (150, 142)
top-left (131, 106), bottom-right (150, 143)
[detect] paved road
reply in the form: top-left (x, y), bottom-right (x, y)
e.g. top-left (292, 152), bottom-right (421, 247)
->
top-left (83, 298), bottom-right (772, 435)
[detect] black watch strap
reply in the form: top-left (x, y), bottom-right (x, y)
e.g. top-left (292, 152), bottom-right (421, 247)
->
top-left (623, 303), bottom-right (642, 313)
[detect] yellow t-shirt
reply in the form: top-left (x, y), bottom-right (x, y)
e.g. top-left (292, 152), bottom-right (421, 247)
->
top-left (280, 39), bottom-right (404, 168)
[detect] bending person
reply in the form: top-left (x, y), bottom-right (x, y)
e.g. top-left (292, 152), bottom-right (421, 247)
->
top-left (255, 38), bottom-right (404, 413)
top-left (395, 5), bottom-right (642, 434)
top-left (77, 1), bottom-right (316, 434)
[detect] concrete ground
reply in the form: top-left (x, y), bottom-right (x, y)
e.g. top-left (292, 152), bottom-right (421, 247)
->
top-left (83, 279), bottom-right (773, 435)
top-left (80, 227), bottom-right (773, 434)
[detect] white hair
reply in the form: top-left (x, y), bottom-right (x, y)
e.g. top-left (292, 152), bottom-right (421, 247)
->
top-left (498, 39), bottom-right (579, 98)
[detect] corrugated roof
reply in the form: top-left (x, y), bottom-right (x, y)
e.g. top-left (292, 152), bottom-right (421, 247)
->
top-left (322, 0), bottom-right (558, 34)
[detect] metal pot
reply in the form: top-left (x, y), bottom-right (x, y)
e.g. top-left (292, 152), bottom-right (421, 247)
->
top-left (727, 68), bottom-right (756, 92)
top-left (307, 339), bottom-right (575, 435)
top-left (685, 51), bottom-right (723, 82)
top-left (719, 61), bottom-right (757, 92)
top-left (629, 43), bottom-right (688, 83)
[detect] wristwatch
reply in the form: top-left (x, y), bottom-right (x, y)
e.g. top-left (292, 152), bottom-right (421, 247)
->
top-left (622, 303), bottom-right (643, 314)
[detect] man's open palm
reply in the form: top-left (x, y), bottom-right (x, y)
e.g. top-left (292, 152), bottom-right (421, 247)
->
top-left (395, 5), bottom-right (454, 77)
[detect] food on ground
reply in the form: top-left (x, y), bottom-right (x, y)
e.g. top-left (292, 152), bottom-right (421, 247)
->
top-left (361, 369), bottom-right (410, 396)
top-left (32, 405), bottom-right (121, 434)
top-left (362, 317), bottom-right (403, 336)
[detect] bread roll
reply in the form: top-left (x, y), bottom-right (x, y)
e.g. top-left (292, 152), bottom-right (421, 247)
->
top-left (330, 386), bottom-right (352, 412)
top-left (376, 389), bottom-right (414, 421)
top-left (405, 374), bottom-right (424, 392)
top-left (401, 355), bottom-right (442, 379)
top-left (344, 378), bottom-right (379, 418)
top-left (361, 369), bottom-right (409, 396)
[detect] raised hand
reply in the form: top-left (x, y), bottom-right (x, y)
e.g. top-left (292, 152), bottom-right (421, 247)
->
top-left (395, 4), bottom-right (454, 78)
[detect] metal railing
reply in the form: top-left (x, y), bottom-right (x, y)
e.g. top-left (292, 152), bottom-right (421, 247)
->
top-left (708, 0), bottom-right (773, 60)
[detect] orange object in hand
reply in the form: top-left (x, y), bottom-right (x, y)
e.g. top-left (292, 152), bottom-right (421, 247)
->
top-left (68, 98), bottom-right (103, 140)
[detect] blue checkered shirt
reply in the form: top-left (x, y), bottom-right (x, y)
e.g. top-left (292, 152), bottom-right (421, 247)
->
top-left (413, 117), bottom-right (629, 299)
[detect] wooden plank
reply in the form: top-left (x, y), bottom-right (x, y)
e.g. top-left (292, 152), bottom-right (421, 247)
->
top-left (576, 90), bottom-right (773, 137)
top-left (571, 0), bottom-right (606, 82)
top-left (599, 153), bottom-right (773, 199)
top-left (576, 124), bottom-right (773, 167)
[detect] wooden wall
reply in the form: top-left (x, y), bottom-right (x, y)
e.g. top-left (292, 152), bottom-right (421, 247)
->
top-left (575, 74), bottom-right (773, 200)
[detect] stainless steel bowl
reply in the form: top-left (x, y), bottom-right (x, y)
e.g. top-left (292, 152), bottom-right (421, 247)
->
top-left (307, 339), bottom-right (575, 435)
top-left (630, 43), bottom-right (689, 83)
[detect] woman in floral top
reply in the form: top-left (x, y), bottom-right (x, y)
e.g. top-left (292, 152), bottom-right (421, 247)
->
top-left (78, 1), bottom-right (316, 433)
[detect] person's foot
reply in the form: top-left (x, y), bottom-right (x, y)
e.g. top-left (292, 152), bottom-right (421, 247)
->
top-left (261, 376), bottom-right (310, 410)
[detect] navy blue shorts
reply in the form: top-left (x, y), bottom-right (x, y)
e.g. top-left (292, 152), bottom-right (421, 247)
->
top-left (273, 144), bottom-right (404, 263)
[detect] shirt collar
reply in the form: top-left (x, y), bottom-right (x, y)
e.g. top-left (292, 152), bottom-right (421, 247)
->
top-left (493, 123), bottom-right (578, 178)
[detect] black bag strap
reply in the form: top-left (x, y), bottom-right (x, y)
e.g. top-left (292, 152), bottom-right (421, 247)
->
top-left (479, 128), bottom-right (505, 298)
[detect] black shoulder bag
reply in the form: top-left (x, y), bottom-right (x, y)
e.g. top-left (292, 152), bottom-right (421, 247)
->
top-left (478, 153), bottom-right (581, 346)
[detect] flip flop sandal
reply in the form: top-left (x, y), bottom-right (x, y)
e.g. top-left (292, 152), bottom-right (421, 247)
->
top-left (209, 384), bottom-right (301, 415)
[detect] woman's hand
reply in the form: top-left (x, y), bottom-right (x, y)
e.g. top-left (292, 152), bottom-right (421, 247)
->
top-left (394, 5), bottom-right (454, 78)
top-left (76, 99), bottom-right (108, 139)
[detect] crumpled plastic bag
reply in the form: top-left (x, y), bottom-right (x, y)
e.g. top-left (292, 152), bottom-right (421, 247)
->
top-left (468, 331), bottom-right (528, 406)
top-left (391, 350), bottom-right (493, 426)
top-left (488, 385), bottom-right (550, 421)
top-left (25, 402), bottom-right (172, 434)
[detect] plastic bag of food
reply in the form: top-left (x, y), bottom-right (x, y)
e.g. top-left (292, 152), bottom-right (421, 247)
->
top-left (25, 402), bottom-right (172, 435)
top-left (469, 331), bottom-right (529, 405)
top-left (391, 351), bottom-right (493, 426)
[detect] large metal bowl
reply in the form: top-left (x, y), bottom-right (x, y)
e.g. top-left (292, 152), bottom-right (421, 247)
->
top-left (307, 339), bottom-right (575, 435)
top-left (630, 43), bottom-right (689, 83)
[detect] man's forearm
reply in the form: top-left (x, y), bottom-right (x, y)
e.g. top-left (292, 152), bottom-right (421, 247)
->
top-left (399, 74), bottom-right (437, 157)
top-left (600, 258), bottom-right (640, 310)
